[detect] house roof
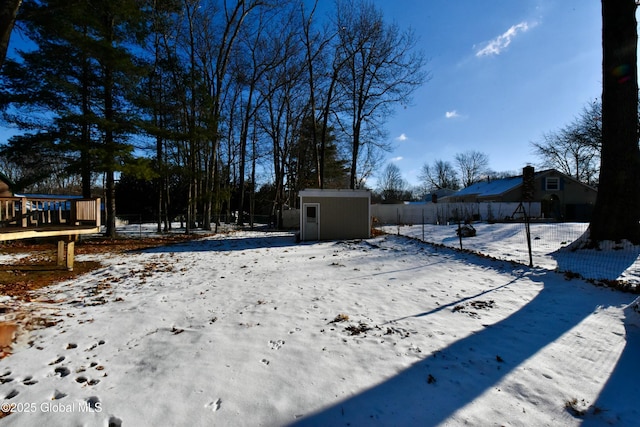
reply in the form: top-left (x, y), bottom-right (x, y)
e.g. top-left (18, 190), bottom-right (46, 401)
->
top-left (452, 175), bottom-right (524, 198)
top-left (447, 169), bottom-right (594, 199)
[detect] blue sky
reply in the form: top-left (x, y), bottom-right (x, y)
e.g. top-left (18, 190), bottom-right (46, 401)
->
top-left (362, 0), bottom-right (604, 187)
top-left (0, 1), bottom-right (610, 190)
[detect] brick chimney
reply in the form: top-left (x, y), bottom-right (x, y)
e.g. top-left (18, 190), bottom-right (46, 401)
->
top-left (522, 166), bottom-right (535, 201)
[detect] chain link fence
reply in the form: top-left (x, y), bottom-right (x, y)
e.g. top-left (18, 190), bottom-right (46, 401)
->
top-left (373, 204), bottom-right (640, 289)
top-left (114, 213), bottom-right (276, 238)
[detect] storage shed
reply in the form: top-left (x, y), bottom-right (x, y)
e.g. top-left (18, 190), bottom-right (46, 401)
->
top-left (299, 189), bottom-right (371, 241)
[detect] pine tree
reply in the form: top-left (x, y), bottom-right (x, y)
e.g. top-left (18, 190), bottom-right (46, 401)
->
top-left (0, 0), bottom-right (21, 69)
top-left (291, 115), bottom-right (349, 193)
top-left (1, 0), bottom-right (151, 236)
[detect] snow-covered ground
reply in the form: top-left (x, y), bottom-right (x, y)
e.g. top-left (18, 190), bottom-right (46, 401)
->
top-left (0, 225), bottom-right (639, 426)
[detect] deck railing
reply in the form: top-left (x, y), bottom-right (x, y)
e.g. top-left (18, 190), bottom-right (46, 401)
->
top-left (0, 197), bottom-right (101, 230)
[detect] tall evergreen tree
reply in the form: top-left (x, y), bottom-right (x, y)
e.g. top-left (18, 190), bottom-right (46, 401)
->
top-left (0, 0), bottom-right (21, 69)
top-left (1, 0), bottom-right (151, 236)
top-left (291, 114), bottom-right (348, 193)
top-left (1, 0), bottom-right (101, 193)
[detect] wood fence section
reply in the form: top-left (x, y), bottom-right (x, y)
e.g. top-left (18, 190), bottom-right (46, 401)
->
top-left (72, 198), bottom-right (101, 226)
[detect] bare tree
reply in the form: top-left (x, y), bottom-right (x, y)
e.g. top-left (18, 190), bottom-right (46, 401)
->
top-left (455, 150), bottom-right (489, 188)
top-left (419, 160), bottom-right (459, 191)
top-left (377, 162), bottom-right (407, 202)
top-left (233, 5), bottom-right (280, 225)
top-left (257, 5), bottom-right (307, 228)
top-left (531, 100), bottom-right (601, 185)
top-left (161, 0), bottom-right (264, 232)
top-left (299, 0), bottom-right (325, 187)
top-left (589, 0), bottom-right (640, 244)
top-left (334, 0), bottom-right (427, 189)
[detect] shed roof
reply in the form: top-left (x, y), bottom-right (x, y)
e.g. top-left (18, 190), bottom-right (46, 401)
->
top-left (299, 189), bottom-right (371, 199)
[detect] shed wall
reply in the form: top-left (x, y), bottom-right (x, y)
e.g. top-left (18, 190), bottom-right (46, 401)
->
top-left (301, 196), bottom-right (370, 240)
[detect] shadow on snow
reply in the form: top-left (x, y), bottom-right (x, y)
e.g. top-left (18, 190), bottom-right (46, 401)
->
top-left (129, 231), bottom-right (636, 425)
top-left (582, 299), bottom-right (640, 425)
top-left (290, 243), bottom-right (634, 426)
top-left (136, 232), bottom-right (299, 254)
top-left (550, 244), bottom-right (640, 282)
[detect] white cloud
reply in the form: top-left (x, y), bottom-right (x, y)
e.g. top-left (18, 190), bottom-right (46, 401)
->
top-left (475, 22), bottom-right (530, 57)
top-left (445, 110), bottom-right (460, 119)
top-left (390, 156), bottom-right (403, 162)
top-left (395, 133), bottom-right (408, 142)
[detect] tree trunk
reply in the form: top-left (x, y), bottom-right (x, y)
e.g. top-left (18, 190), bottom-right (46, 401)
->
top-left (81, 46), bottom-right (92, 199)
top-left (590, 0), bottom-right (640, 243)
top-left (0, 0), bottom-right (21, 69)
top-left (349, 117), bottom-right (361, 189)
top-left (237, 95), bottom-right (253, 226)
top-left (103, 61), bottom-right (117, 238)
top-left (155, 133), bottom-right (163, 233)
top-left (105, 170), bottom-right (116, 237)
top-left (250, 122), bottom-right (257, 229)
top-left (320, 69), bottom-right (339, 190)
top-left (103, 11), bottom-right (117, 238)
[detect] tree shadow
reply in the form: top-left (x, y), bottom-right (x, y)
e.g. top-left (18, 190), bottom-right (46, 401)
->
top-left (388, 274), bottom-right (522, 323)
top-left (290, 270), bottom-right (632, 426)
top-left (550, 244), bottom-right (640, 282)
top-left (582, 298), bottom-right (640, 425)
top-left (137, 233), bottom-right (299, 254)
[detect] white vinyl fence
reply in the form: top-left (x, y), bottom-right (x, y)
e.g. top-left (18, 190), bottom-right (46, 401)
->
top-left (371, 202), bottom-right (541, 225)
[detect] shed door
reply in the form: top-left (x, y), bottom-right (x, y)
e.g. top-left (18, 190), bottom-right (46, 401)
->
top-left (303, 203), bottom-right (320, 240)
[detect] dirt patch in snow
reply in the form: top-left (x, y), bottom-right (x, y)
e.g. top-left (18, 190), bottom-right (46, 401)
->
top-left (0, 233), bottom-right (208, 301)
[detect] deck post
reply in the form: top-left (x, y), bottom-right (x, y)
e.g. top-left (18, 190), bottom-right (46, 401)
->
top-left (66, 239), bottom-right (75, 271)
top-left (57, 236), bottom-right (76, 271)
top-left (57, 240), bottom-right (65, 267)
top-left (20, 198), bottom-right (27, 227)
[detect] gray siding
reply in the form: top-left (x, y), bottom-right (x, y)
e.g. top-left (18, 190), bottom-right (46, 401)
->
top-left (301, 196), bottom-right (370, 240)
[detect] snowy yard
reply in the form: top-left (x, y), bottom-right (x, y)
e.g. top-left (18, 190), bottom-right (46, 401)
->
top-left (0, 226), bottom-right (639, 426)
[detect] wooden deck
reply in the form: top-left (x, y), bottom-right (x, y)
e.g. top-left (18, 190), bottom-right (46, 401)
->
top-left (0, 197), bottom-right (102, 270)
top-left (0, 225), bottom-right (100, 241)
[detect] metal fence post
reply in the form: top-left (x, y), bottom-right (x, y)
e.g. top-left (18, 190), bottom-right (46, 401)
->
top-left (525, 207), bottom-right (533, 267)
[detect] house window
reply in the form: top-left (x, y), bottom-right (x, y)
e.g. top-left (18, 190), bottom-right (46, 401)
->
top-left (546, 177), bottom-right (560, 191)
